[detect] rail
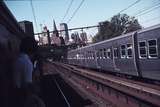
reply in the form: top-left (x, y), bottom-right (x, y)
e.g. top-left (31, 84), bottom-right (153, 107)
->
top-left (53, 62), bottom-right (160, 107)
top-left (54, 77), bottom-right (71, 107)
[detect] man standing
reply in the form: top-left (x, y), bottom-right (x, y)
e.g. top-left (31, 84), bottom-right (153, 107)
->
top-left (13, 37), bottom-right (37, 107)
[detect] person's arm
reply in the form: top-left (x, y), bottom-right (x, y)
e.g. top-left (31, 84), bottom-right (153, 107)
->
top-left (23, 59), bottom-right (34, 95)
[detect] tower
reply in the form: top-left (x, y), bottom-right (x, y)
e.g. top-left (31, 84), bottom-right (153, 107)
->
top-left (60, 23), bottom-right (69, 44)
top-left (19, 20), bottom-right (34, 38)
top-left (53, 20), bottom-right (59, 37)
top-left (51, 20), bottom-right (61, 46)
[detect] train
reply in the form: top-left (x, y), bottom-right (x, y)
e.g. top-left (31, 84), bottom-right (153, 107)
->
top-left (67, 24), bottom-right (160, 81)
top-left (0, 2), bottom-right (23, 65)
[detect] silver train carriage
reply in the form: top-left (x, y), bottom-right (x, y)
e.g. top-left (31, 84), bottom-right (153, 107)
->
top-left (67, 24), bottom-right (160, 81)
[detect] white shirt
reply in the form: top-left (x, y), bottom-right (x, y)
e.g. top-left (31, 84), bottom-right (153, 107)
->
top-left (14, 53), bottom-right (33, 88)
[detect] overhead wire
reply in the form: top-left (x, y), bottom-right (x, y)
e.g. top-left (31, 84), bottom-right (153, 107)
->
top-left (135, 5), bottom-right (160, 17)
top-left (134, 2), bottom-right (160, 17)
top-left (67, 0), bottom-right (85, 24)
top-left (104, 0), bottom-right (141, 21)
top-left (34, 0), bottom-right (159, 34)
top-left (129, 0), bottom-right (160, 27)
top-left (61, 0), bottom-right (74, 22)
top-left (118, 0), bottom-right (141, 13)
top-left (133, 1), bottom-right (160, 16)
top-left (65, 0), bottom-right (141, 26)
top-left (115, 0), bottom-right (160, 27)
top-left (140, 16), bottom-right (160, 24)
top-left (30, 0), bottom-right (39, 33)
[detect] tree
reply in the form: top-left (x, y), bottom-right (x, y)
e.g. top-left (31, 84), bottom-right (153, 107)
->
top-left (92, 14), bottom-right (142, 43)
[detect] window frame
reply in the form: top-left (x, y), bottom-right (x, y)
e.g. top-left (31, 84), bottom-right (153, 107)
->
top-left (93, 51), bottom-right (96, 59)
top-left (103, 48), bottom-right (107, 59)
top-left (106, 48), bottom-right (111, 59)
top-left (88, 51), bottom-right (90, 59)
top-left (126, 44), bottom-right (133, 59)
top-left (120, 45), bottom-right (126, 58)
top-left (96, 50), bottom-right (99, 59)
top-left (138, 40), bottom-right (147, 59)
top-left (147, 39), bottom-right (158, 59)
top-left (100, 49), bottom-right (103, 59)
top-left (113, 48), bottom-right (118, 59)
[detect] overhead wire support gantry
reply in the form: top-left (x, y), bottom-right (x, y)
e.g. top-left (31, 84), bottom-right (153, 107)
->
top-left (34, 25), bottom-right (100, 36)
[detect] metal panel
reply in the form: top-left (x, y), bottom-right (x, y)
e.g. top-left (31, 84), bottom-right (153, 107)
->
top-left (137, 25), bottom-right (160, 80)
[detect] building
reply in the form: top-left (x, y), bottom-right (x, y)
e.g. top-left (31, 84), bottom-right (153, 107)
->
top-left (60, 23), bottom-right (69, 44)
top-left (19, 20), bottom-right (34, 38)
top-left (38, 26), bottom-right (48, 45)
top-left (38, 20), bottom-right (65, 46)
top-left (51, 20), bottom-right (61, 46)
top-left (71, 32), bottom-right (81, 44)
top-left (80, 31), bottom-right (87, 44)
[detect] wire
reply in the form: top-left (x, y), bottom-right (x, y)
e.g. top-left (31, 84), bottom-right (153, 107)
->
top-left (104, 0), bottom-right (142, 21)
top-left (134, 2), bottom-right (160, 16)
top-left (30, 0), bottom-right (38, 33)
top-left (118, 0), bottom-right (141, 13)
top-left (61, 0), bottom-right (74, 22)
top-left (140, 16), bottom-right (160, 24)
top-left (135, 5), bottom-right (160, 17)
top-left (67, 0), bottom-right (85, 24)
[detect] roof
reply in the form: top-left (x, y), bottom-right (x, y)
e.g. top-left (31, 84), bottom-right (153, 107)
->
top-left (69, 24), bottom-right (160, 53)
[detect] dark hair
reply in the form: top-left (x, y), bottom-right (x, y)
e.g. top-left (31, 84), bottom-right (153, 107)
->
top-left (20, 37), bottom-right (37, 54)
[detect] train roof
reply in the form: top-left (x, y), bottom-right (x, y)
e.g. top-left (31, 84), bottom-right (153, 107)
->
top-left (138, 24), bottom-right (160, 34)
top-left (69, 31), bottom-right (135, 52)
top-left (69, 24), bottom-right (160, 53)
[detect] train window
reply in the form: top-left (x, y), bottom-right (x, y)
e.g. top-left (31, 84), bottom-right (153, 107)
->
top-left (100, 49), bottom-right (103, 59)
top-left (96, 51), bottom-right (99, 59)
top-left (120, 45), bottom-right (126, 58)
top-left (79, 54), bottom-right (82, 59)
top-left (88, 51), bottom-right (90, 59)
top-left (76, 54), bottom-right (80, 59)
top-left (114, 48), bottom-right (118, 58)
top-left (139, 41), bottom-right (147, 58)
top-left (107, 48), bottom-right (111, 59)
top-left (148, 39), bottom-right (158, 58)
top-left (92, 52), bottom-right (95, 59)
top-left (103, 48), bottom-right (107, 58)
top-left (83, 54), bottom-right (85, 59)
top-left (91, 51), bottom-right (93, 59)
top-left (87, 51), bottom-right (89, 59)
top-left (127, 44), bottom-right (132, 58)
top-left (90, 51), bottom-right (92, 59)
top-left (83, 53), bottom-right (85, 59)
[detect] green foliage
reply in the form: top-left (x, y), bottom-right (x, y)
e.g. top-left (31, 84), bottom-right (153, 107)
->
top-left (92, 14), bottom-right (142, 43)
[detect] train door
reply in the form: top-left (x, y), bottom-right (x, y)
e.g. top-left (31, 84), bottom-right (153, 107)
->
top-left (95, 50), bottom-right (101, 69)
top-left (79, 49), bottom-right (83, 66)
top-left (112, 46), bottom-right (120, 72)
top-left (84, 50), bottom-right (88, 67)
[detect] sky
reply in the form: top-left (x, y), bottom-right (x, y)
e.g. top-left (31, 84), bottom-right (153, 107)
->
top-left (4, 0), bottom-right (160, 39)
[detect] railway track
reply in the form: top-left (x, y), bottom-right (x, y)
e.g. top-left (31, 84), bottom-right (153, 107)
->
top-left (54, 77), bottom-right (71, 107)
top-left (51, 61), bottom-right (160, 107)
top-left (41, 75), bottom-right (70, 107)
top-left (41, 62), bottom-right (93, 107)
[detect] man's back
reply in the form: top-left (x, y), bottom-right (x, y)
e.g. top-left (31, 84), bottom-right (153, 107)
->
top-left (13, 53), bottom-right (33, 88)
